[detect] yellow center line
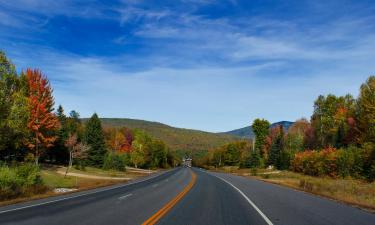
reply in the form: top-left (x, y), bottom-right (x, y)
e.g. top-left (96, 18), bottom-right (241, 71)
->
top-left (142, 170), bottom-right (197, 225)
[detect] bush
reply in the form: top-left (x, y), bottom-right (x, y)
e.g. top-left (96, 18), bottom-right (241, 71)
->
top-left (336, 146), bottom-right (363, 178)
top-left (362, 142), bottom-right (375, 181)
top-left (0, 163), bottom-right (45, 200)
top-left (102, 153), bottom-right (127, 171)
top-left (292, 147), bottom-right (368, 179)
top-left (292, 147), bottom-right (338, 177)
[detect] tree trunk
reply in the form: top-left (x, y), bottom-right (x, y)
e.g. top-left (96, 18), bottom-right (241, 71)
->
top-left (35, 132), bottom-right (39, 166)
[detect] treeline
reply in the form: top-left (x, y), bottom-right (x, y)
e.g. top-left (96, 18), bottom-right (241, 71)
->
top-left (0, 51), bottom-right (177, 170)
top-left (200, 76), bottom-right (375, 181)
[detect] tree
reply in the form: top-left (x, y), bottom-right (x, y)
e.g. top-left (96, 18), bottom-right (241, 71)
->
top-left (72, 143), bottom-right (89, 170)
top-left (285, 119), bottom-right (310, 152)
top-left (268, 125), bottom-right (284, 168)
top-left (0, 51), bottom-right (18, 159)
top-left (311, 94), bottom-right (356, 148)
top-left (223, 142), bottom-right (243, 166)
top-left (211, 147), bottom-right (225, 168)
top-left (64, 133), bottom-right (78, 177)
top-left (357, 76), bottom-right (375, 144)
top-left (252, 118), bottom-right (270, 156)
top-left (8, 91), bottom-right (29, 151)
top-left (105, 128), bottom-right (126, 153)
top-left (25, 69), bottom-right (59, 165)
top-left (84, 113), bottom-right (106, 166)
top-left (130, 140), bottom-right (146, 168)
top-left (150, 139), bottom-right (168, 168)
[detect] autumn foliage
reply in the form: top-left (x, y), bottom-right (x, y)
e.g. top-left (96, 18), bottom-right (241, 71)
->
top-left (25, 69), bottom-right (59, 164)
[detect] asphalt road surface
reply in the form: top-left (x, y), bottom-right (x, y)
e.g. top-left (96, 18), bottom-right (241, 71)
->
top-left (0, 167), bottom-right (374, 225)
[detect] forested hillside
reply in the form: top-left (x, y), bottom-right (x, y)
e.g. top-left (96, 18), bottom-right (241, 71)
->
top-left (83, 118), bottom-right (240, 151)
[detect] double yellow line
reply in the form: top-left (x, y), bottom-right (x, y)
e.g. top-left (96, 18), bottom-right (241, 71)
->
top-left (142, 170), bottom-right (197, 225)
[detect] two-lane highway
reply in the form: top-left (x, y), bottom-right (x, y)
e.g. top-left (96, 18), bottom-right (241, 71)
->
top-left (0, 167), bottom-right (374, 225)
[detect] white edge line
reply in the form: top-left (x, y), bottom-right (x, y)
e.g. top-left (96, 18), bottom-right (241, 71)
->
top-left (209, 172), bottom-right (274, 225)
top-left (118, 193), bottom-right (133, 200)
top-left (0, 169), bottom-right (175, 214)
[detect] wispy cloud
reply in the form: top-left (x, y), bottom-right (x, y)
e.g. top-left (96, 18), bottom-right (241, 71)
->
top-left (0, 0), bottom-right (374, 131)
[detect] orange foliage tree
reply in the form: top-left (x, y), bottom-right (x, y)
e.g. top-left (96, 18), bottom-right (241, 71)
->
top-left (26, 69), bottom-right (59, 165)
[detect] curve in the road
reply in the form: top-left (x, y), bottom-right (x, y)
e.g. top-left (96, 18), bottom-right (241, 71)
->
top-left (142, 170), bottom-right (196, 225)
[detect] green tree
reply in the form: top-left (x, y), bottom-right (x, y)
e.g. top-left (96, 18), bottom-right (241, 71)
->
top-left (252, 118), bottom-right (270, 156)
top-left (311, 94), bottom-right (356, 148)
top-left (150, 140), bottom-right (168, 168)
top-left (357, 76), bottom-right (375, 144)
top-left (224, 142), bottom-right (242, 166)
top-left (0, 51), bottom-right (18, 159)
top-left (7, 92), bottom-right (30, 151)
top-left (268, 125), bottom-right (284, 167)
top-left (130, 139), bottom-right (146, 168)
top-left (285, 119), bottom-right (310, 152)
top-left (84, 113), bottom-right (106, 166)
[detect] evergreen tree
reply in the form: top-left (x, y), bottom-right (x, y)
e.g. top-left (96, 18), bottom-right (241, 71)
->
top-left (268, 125), bottom-right (284, 168)
top-left (85, 113), bottom-right (106, 166)
top-left (48, 105), bottom-right (69, 163)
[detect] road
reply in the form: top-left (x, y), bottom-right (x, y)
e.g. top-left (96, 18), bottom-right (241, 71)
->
top-left (0, 167), bottom-right (374, 225)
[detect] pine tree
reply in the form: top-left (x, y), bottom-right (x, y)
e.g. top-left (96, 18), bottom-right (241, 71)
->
top-left (85, 113), bottom-right (106, 166)
top-left (268, 126), bottom-right (284, 168)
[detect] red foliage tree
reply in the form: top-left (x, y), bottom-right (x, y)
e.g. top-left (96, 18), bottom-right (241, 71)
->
top-left (26, 69), bottom-right (59, 165)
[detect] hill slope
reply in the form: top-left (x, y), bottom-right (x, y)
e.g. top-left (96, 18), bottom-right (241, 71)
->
top-left (221, 121), bottom-right (294, 139)
top-left (83, 118), bottom-right (240, 151)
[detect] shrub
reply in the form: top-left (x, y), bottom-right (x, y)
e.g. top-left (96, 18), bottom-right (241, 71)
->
top-left (362, 142), bottom-right (375, 181)
top-left (250, 168), bottom-right (258, 176)
top-left (102, 153), bottom-right (127, 171)
top-left (292, 147), bottom-right (369, 178)
top-left (336, 146), bottom-right (363, 178)
top-left (0, 163), bottom-right (45, 200)
top-left (292, 147), bottom-right (338, 177)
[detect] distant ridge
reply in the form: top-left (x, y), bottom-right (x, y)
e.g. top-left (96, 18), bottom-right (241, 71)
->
top-left (220, 121), bottom-right (294, 139)
top-left (81, 118), bottom-right (240, 151)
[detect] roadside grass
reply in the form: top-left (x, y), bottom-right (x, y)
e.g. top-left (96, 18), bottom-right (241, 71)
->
top-left (0, 165), bottom-right (149, 207)
top-left (40, 170), bottom-right (76, 188)
top-left (211, 167), bottom-right (375, 212)
top-left (67, 166), bottom-right (146, 179)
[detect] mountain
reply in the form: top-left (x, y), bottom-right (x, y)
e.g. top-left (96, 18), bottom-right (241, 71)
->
top-left (82, 118), bottom-right (240, 151)
top-left (221, 121), bottom-right (294, 139)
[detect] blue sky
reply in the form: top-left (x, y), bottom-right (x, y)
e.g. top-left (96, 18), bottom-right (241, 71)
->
top-left (0, 0), bottom-right (374, 132)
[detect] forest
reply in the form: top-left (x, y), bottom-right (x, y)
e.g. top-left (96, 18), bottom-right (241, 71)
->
top-left (195, 76), bottom-right (375, 181)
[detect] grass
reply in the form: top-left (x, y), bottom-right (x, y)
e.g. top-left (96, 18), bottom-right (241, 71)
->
top-left (211, 166), bottom-right (375, 212)
top-left (67, 166), bottom-right (143, 179)
top-left (0, 165), bottom-right (148, 207)
top-left (41, 170), bottom-right (76, 188)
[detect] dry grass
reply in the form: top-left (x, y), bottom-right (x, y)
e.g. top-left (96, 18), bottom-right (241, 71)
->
top-left (211, 167), bottom-right (375, 212)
